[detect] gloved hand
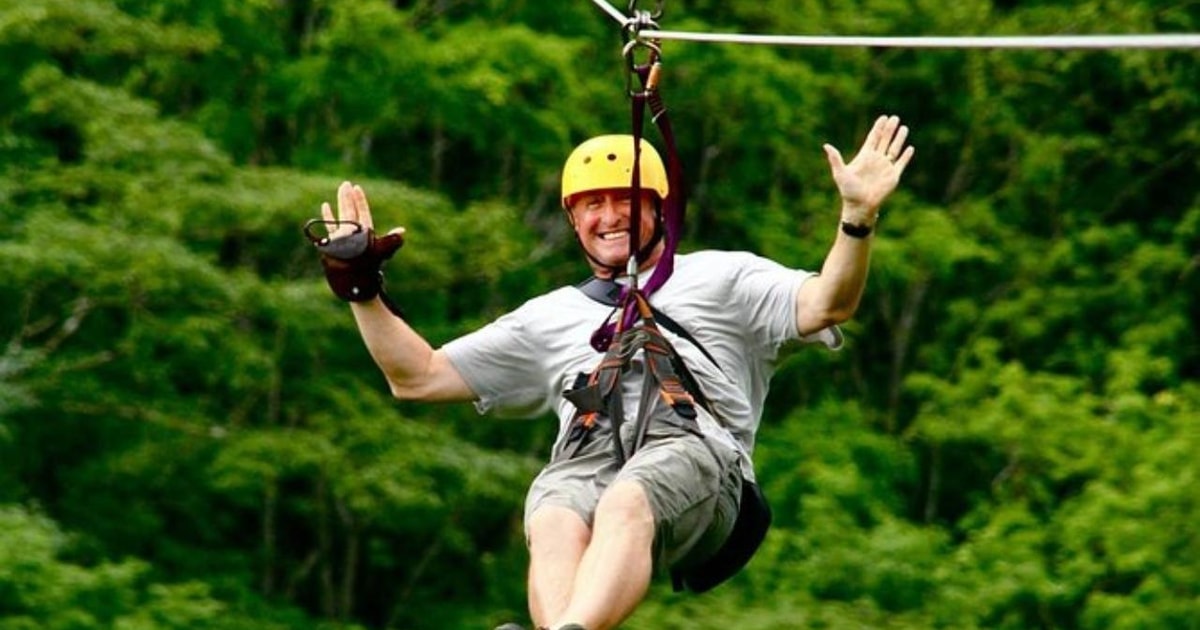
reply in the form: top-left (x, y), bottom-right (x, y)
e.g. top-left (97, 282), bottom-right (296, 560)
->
top-left (304, 219), bottom-right (403, 302)
top-left (304, 181), bottom-right (406, 315)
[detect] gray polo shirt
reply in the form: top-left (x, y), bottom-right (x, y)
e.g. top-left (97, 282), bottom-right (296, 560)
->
top-left (441, 250), bottom-right (841, 478)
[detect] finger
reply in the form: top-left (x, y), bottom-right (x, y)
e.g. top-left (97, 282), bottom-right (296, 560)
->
top-left (887, 124), bottom-right (910, 159)
top-left (352, 184), bottom-right (374, 230)
top-left (866, 115), bottom-right (888, 152)
top-left (337, 181), bottom-right (355, 223)
top-left (823, 143), bottom-right (846, 173)
top-left (322, 200), bottom-right (349, 236)
top-left (893, 145), bottom-right (916, 173)
top-left (332, 181), bottom-right (362, 238)
top-left (879, 115), bottom-right (901, 153)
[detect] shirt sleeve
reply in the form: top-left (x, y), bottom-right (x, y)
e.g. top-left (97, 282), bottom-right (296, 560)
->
top-left (441, 308), bottom-right (552, 418)
top-left (728, 253), bottom-right (842, 351)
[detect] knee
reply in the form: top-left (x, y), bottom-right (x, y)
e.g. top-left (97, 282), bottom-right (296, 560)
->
top-left (594, 481), bottom-right (654, 532)
top-left (528, 505), bottom-right (591, 552)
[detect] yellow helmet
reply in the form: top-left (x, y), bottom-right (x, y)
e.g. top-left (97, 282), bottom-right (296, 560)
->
top-left (560, 135), bottom-right (669, 208)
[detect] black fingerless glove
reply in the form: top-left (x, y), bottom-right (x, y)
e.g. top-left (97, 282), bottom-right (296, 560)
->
top-left (304, 220), bottom-right (405, 317)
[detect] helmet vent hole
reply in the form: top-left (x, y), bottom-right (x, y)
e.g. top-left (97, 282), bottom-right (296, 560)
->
top-left (606, 153), bottom-right (617, 161)
top-left (583, 156), bottom-right (592, 164)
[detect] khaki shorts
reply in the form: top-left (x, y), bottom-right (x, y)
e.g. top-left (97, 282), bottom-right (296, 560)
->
top-left (524, 413), bottom-right (743, 571)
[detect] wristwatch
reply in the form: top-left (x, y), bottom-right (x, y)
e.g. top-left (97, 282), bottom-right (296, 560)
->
top-left (840, 220), bottom-right (873, 238)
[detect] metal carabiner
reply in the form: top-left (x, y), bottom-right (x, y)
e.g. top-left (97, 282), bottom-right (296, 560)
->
top-left (623, 43), bottom-right (662, 95)
top-left (623, 38), bottom-right (662, 69)
top-left (622, 11), bottom-right (662, 96)
top-left (622, 33), bottom-right (662, 61)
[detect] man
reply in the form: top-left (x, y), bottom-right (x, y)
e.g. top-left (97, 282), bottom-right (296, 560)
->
top-left (313, 115), bottom-right (914, 630)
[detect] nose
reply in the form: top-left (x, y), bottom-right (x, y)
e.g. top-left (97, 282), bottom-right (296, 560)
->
top-left (604, 199), bottom-right (623, 218)
top-left (597, 196), bottom-right (625, 224)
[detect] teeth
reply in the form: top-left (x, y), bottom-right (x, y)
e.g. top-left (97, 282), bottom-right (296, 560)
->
top-left (600, 231), bottom-right (627, 241)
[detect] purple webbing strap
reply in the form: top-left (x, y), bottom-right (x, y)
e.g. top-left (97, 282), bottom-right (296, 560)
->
top-left (589, 62), bottom-right (686, 352)
top-left (628, 90), bottom-right (645, 278)
top-left (641, 77), bottom-right (684, 297)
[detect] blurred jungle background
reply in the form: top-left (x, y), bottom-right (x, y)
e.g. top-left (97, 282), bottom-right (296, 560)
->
top-left (1, 0), bottom-right (1197, 628)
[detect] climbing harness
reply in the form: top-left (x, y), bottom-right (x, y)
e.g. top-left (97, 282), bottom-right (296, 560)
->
top-left (569, 277), bottom-right (720, 452)
top-left (561, 289), bottom-right (703, 465)
top-left (578, 276), bottom-right (721, 376)
top-left (573, 274), bottom-right (773, 594)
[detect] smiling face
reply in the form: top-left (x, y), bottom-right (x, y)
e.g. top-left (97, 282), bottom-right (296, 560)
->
top-left (567, 188), bottom-right (662, 276)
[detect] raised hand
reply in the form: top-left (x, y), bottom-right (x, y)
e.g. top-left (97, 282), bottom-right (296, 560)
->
top-left (822, 115), bottom-right (915, 224)
top-left (308, 181), bottom-right (406, 307)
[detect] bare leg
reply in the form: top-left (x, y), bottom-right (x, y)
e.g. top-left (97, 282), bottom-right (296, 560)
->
top-left (527, 506), bottom-right (591, 627)
top-left (551, 480), bottom-right (655, 630)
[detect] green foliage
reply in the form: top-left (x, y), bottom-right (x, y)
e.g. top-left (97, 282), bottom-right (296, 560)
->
top-left (0, 505), bottom-right (358, 630)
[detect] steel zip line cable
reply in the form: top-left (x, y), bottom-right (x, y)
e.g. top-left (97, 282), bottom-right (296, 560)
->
top-left (637, 31), bottom-right (1200, 49)
top-left (590, 0), bottom-right (1200, 49)
top-left (590, 0), bottom-right (628, 25)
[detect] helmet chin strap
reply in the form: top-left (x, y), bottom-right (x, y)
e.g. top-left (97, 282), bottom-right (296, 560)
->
top-left (577, 207), bottom-right (665, 278)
